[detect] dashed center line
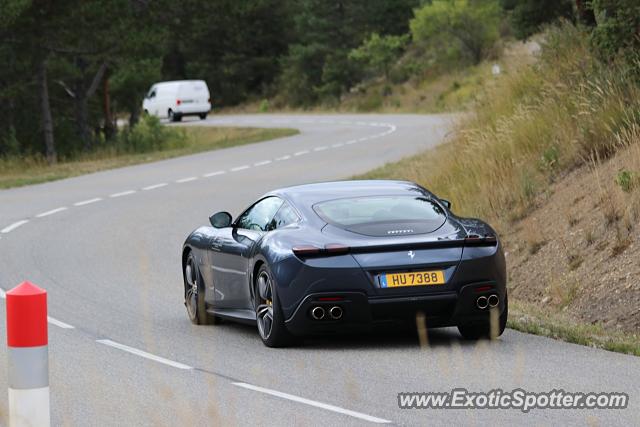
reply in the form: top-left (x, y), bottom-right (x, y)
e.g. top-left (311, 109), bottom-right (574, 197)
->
top-left (233, 382), bottom-right (391, 424)
top-left (1, 220), bottom-right (29, 233)
top-left (36, 207), bottom-right (68, 218)
top-left (47, 316), bottom-right (75, 329)
top-left (110, 190), bottom-right (136, 198)
top-left (1, 120), bottom-right (398, 240)
top-left (142, 183), bottom-right (168, 191)
top-left (96, 339), bottom-right (193, 370)
top-left (74, 198), bottom-right (102, 206)
top-left (203, 171), bottom-right (225, 178)
top-left (176, 177), bottom-right (197, 183)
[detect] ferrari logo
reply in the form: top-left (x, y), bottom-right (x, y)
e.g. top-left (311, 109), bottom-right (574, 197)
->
top-left (408, 250), bottom-right (415, 260)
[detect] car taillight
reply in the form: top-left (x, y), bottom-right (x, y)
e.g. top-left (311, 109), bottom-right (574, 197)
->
top-left (176, 99), bottom-right (181, 105)
top-left (464, 234), bottom-right (497, 245)
top-left (293, 244), bottom-right (350, 257)
top-left (292, 245), bottom-right (322, 256)
top-left (208, 98), bottom-right (211, 103)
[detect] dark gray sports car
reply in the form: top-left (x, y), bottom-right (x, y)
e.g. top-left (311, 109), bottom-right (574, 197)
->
top-left (182, 180), bottom-right (507, 347)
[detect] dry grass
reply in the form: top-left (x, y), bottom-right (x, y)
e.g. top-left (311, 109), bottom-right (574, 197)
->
top-left (0, 126), bottom-right (297, 189)
top-left (356, 23), bottom-right (640, 352)
top-left (508, 300), bottom-right (640, 356)
top-left (359, 24), bottom-right (640, 226)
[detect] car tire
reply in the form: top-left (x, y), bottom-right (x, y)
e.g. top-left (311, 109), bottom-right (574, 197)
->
top-left (457, 293), bottom-right (508, 340)
top-left (168, 109), bottom-right (182, 122)
top-left (199, 113), bottom-right (207, 120)
top-left (254, 264), bottom-right (295, 348)
top-left (184, 253), bottom-right (220, 325)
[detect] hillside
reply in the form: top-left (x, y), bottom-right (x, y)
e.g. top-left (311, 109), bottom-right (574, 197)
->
top-left (358, 23), bottom-right (640, 354)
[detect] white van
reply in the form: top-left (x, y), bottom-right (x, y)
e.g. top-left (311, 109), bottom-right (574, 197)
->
top-left (142, 80), bottom-right (211, 122)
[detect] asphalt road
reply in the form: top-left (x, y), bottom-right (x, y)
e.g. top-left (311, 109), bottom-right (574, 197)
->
top-left (0, 114), bottom-right (638, 426)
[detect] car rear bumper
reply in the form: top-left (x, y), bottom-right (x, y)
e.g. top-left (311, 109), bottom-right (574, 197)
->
top-left (283, 282), bottom-right (506, 336)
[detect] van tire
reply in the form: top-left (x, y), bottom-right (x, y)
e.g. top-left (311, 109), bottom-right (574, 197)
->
top-left (168, 109), bottom-right (182, 122)
top-left (199, 113), bottom-right (207, 120)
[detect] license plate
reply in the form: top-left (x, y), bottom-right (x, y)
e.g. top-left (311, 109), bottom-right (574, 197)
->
top-left (380, 270), bottom-right (445, 288)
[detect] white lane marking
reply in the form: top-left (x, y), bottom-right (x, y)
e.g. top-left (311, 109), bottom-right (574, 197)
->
top-left (203, 171), bottom-right (225, 178)
top-left (110, 190), bottom-right (136, 198)
top-left (231, 165), bottom-right (249, 172)
top-left (47, 316), bottom-right (74, 329)
top-left (314, 146), bottom-right (328, 151)
top-left (142, 183), bottom-right (168, 191)
top-left (1, 220), bottom-right (29, 234)
top-left (294, 150), bottom-right (309, 156)
top-left (176, 177), bottom-right (197, 184)
top-left (357, 137), bottom-right (368, 142)
top-left (332, 143), bottom-right (344, 148)
top-left (345, 140), bottom-right (357, 145)
top-left (36, 207), bottom-right (68, 218)
top-left (74, 197), bottom-right (102, 206)
top-left (96, 339), bottom-right (193, 370)
top-left (254, 160), bottom-right (272, 167)
top-left (276, 155), bottom-right (291, 161)
top-left (233, 382), bottom-right (391, 424)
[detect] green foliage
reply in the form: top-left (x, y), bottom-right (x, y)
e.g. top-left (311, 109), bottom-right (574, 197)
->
top-left (590, 0), bottom-right (640, 64)
top-left (119, 115), bottom-right (186, 154)
top-left (278, 0), bottom-right (417, 106)
top-left (350, 33), bottom-right (409, 80)
top-left (615, 169), bottom-right (637, 193)
top-left (410, 0), bottom-right (501, 64)
top-left (259, 99), bottom-right (269, 113)
top-left (501, 0), bottom-right (574, 40)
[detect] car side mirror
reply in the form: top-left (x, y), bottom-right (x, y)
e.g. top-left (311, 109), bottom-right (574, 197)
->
top-left (440, 199), bottom-right (451, 209)
top-left (210, 211), bottom-right (232, 228)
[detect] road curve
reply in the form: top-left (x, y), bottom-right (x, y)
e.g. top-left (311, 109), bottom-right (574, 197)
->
top-left (0, 114), bottom-right (638, 426)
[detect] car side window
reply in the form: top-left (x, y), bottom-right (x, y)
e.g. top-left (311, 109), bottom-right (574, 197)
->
top-left (236, 197), bottom-right (283, 231)
top-left (267, 202), bottom-right (300, 231)
top-left (147, 89), bottom-right (156, 98)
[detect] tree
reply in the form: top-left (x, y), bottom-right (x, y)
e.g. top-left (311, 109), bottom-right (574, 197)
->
top-left (349, 33), bottom-right (409, 80)
top-left (590, 0), bottom-right (640, 63)
top-left (411, 0), bottom-right (501, 64)
top-left (500, 0), bottom-right (574, 40)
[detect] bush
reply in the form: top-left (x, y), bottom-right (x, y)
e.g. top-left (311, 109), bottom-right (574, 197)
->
top-left (349, 33), bottom-right (409, 80)
top-left (501, 0), bottom-right (574, 40)
top-left (119, 115), bottom-right (186, 153)
top-left (590, 0), bottom-right (640, 65)
top-left (410, 0), bottom-right (501, 65)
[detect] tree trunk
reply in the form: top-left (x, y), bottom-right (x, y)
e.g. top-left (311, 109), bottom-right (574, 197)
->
top-left (102, 73), bottom-right (116, 141)
top-left (38, 58), bottom-right (57, 165)
top-left (129, 104), bottom-right (141, 128)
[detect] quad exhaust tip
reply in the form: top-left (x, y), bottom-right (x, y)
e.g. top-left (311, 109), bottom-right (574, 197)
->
top-left (488, 294), bottom-right (499, 308)
top-left (311, 306), bottom-right (325, 320)
top-left (476, 294), bottom-right (499, 310)
top-left (329, 306), bottom-right (343, 320)
top-left (476, 296), bottom-right (489, 310)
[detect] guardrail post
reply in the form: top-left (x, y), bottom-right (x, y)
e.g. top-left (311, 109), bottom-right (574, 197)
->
top-left (6, 281), bottom-right (50, 427)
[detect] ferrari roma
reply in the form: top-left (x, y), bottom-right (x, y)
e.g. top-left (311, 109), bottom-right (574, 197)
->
top-left (182, 180), bottom-right (507, 347)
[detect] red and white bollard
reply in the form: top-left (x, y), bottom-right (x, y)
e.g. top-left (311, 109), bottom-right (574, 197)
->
top-left (6, 281), bottom-right (50, 427)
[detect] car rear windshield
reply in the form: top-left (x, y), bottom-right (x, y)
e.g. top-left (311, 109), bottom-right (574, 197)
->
top-left (313, 196), bottom-right (446, 237)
